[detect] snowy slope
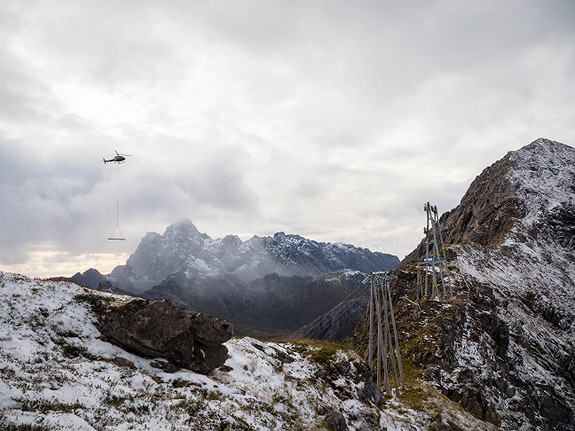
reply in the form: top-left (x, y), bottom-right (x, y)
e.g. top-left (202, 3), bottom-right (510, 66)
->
top-left (446, 139), bottom-right (575, 430)
top-left (0, 271), bottom-right (498, 430)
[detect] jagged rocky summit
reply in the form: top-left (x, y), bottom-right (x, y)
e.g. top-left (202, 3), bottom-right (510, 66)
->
top-left (351, 138), bottom-right (575, 430)
top-left (92, 223), bottom-right (398, 337)
top-left (99, 298), bottom-right (233, 374)
top-left (108, 220), bottom-right (398, 292)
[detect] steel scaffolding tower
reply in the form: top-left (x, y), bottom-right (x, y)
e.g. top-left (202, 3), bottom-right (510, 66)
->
top-left (363, 271), bottom-right (404, 396)
top-left (416, 202), bottom-right (452, 301)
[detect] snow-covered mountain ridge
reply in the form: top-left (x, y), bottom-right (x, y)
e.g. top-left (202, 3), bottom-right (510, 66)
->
top-left (0, 271), bottom-right (496, 430)
top-left (350, 138), bottom-right (575, 431)
top-left (108, 221), bottom-right (398, 293)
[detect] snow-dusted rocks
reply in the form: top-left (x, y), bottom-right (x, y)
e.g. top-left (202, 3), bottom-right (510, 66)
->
top-left (1, 271), bottom-right (497, 430)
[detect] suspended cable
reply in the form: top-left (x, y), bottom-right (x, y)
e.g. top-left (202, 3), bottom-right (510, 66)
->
top-left (108, 159), bottom-right (126, 240)
top-left (303, 281), bottom-right (370, 340)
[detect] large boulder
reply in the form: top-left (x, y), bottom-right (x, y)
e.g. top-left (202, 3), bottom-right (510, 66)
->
top-left (99, 299), bottom-right (233, 374)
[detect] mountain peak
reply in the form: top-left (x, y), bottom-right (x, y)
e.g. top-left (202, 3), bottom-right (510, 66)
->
top-left (438, 138), bottom-right (573, 248)
top-left (510, 137), bottom-right (574, 167)
top-left (164, 218), bottom-right (203, 240)
top-left (525, 136), bottom-right (570, 149)
top-left (508, 138), bottom-right (575, 211)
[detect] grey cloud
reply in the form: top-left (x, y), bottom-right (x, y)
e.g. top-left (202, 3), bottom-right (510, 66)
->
top-left (0, 0), bottom-right (574, 275)
top-left (173, 147), bottom-right (258, 212)
top-left (0, 51), bottom-right (51, 122)
top-left (0, 135), bottom-right (114, 264)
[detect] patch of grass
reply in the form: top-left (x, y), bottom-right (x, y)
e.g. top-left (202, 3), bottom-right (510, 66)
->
top-left (1, 367), bottom-right (16, 379)
top-left (290, 339), bottom-right (344, 368)
top-left (171, 397), bottom-right (204, 417)
top-left (0, 425), bottom-right (51, 431)
top-left (74, 292), bottom-right (128, 314)
top-left (401, 384), bottom-right (427, 411)
top-left (401, 322), bottom-right (445, 363)
top-left (401, 361), bottom-right (423, 383)
top-left (103, 394), bottom-right (129, 408)
top-left (18, 399), bottom-right (84, 414)
top-left (124, 402), bottom-right (150, 415)
top-left (201, 389), bottom-right (222, 401)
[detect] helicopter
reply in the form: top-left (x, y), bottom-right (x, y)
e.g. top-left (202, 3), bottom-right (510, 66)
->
top-left (103, 150), bottom-right (132, 164)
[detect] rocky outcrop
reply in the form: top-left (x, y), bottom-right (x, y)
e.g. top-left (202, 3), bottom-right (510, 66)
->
top-left (99, 299), bottom-right (233, 374)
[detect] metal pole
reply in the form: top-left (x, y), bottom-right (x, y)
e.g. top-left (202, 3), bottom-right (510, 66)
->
top-left (416, 268), bottom-right (420, 303)
top-left (367, 273), bottom-right (375, 369)
top-left (383, 283), bottom-right (398, 395)
top-left (430, 208), bottom-right (443, 298)
top-left (375, 279), bottom-right (384, 390)
top-left (378, 284), bottom-right (390, 393)
top-left (424, 203), bottom-right (430, 298)
top-left (432, 210), bottom-right (447, 298)
top-left (436, 210), bottom-right (453, 297)
top-left (387, 281), bottom-right (404, 389)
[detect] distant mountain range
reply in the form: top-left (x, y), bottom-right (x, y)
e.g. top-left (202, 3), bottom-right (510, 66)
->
top-left (71, 223), bottom-right (398, 337)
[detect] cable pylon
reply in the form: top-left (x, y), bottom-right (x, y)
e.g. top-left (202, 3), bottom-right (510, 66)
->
top-left (363, 271), bottom-right (404, 397)
top-left (416, 202), bottom-right (452, 301)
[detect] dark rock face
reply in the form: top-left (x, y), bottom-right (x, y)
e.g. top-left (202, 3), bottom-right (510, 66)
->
top-left (439, 157), bottom-right (526, 248)
top-left (99, 299), bottom-right (233, 374)
top-left (319, 405), bottom-right (349, 431)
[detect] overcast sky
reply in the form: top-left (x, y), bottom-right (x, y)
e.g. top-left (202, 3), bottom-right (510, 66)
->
top-left (1, 0), bottom-right (574, 277)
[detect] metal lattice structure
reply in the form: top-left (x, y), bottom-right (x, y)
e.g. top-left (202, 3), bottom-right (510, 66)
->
top-left (363, 271), bottom-right (404, 396)
top-left (416, 202), bottom-right (452, 301)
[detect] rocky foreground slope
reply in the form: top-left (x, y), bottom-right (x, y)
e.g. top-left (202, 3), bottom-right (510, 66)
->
top-left (351, 138), bottom-right (575, 431)
top-left (0, 271), bottom-right (496, 430)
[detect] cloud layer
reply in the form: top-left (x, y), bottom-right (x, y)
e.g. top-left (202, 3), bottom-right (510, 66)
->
top-left (1, 0), bottom-right (574, 276)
